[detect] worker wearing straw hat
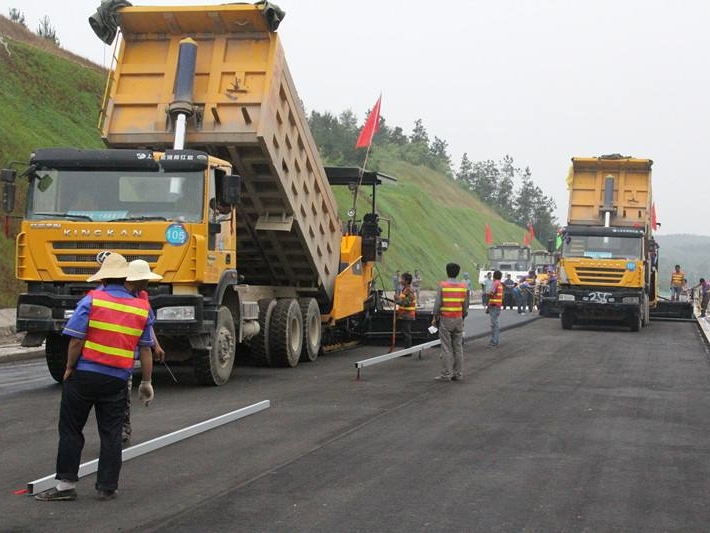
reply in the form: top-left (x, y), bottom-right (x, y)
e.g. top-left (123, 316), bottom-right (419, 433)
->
top-left (35, 252), bottom-right (156, 502)
top-left (122, 259), bottom-right (164, 447)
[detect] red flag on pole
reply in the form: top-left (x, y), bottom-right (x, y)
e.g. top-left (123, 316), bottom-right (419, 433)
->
top-left (356, 96), bottom-right (382, 149)
top-left (485, 223), bottom-right (493, 245)
top-left (523, 232), bottom-right (530, 246)
top-left (528, 223), bottom-right (535, 241)
top-left (650, 203), bottom-right (658, 231)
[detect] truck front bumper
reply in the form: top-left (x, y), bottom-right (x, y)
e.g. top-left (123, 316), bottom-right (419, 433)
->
top-left (557, 287), bottom-right (644, 320)
top-left (16, 292), bottom-right (212, 337)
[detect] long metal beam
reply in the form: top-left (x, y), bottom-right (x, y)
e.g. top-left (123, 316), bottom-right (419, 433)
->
top-left (28, 400), bottom-right (270, 495)
top-left (354, 341), bottom-right (440, 380)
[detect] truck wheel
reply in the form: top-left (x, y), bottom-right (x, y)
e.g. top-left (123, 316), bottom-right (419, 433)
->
top-left (269, 299), bottom-right (303, 367)
top-left (249, 299), bottom-right (276, 366)
top-left (194, 306), bottom-right (236, 386)
top-left (45, 332), bottom-right (69, 383)
top-left (561, 310), bottom-right (574, 330)
top-left (629, 313), bottom-right (641, 332)
top-left (299, 298), bottom-right (321, 362)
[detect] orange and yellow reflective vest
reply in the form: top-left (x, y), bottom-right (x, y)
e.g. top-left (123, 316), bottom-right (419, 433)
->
top-left (396, 286), bottom-right (417, 319)
top-left (488, 280), bottom-right (504, 307)
top-left (671, 271), bottom-right (685, 287)
top-left (82, 290), bottom-right (151, 370)
top-left (439, 281), bottom-right (468, 318)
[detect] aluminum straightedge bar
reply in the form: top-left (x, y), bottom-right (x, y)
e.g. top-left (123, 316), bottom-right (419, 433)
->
top-left (355, 340), bottom-right (440, 370)
top-left (28, 400), bottom-right (270, 495)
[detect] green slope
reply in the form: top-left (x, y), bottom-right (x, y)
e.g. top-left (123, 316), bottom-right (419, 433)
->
top-left (333, 159), bottom-right (542, 290)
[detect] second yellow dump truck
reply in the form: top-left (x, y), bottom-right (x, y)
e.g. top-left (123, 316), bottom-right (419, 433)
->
top-left (2, 2), bottom-right (404, 385)
top-left (556, 155), bottom-right (658, 331)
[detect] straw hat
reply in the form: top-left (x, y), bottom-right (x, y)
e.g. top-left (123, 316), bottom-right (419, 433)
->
top-left (126, 259), bottom-right (162, 281)
top-left (87, 252), bottom-right (129, 282)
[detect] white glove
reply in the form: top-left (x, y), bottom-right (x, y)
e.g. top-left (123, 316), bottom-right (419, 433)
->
top-left (138, 380), bottom-right (154, 406)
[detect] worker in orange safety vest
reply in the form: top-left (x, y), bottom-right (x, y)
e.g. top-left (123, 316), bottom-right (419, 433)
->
top-left (432, 262), bottom-right (469, 381)
top-left (396, 271), bottom-right (417, 349)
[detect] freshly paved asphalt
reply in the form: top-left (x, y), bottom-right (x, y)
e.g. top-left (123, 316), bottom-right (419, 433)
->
top-left (3, 309), bottom-right (710, 532)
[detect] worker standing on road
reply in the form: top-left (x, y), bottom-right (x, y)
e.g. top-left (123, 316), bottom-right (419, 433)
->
top-left (412, 269), bottom-right (422, 305)
top-left (503, 273), bottom-right (516, 309)
top-left (670, 264), bottom-right (685, 301)
top-left (691, 278), bottom-right (710, 317)
top-left (432, 262), bottom-right (469, 381)
top-left (486, 270), bottom-right (504, 347)
top-left (462, 272), bottom-right (473, 301)
top-left (122, 259), bottom-right (165, 447)
top-left (392, 270), bottom-right (401, 298)
top-left (35, 253), bottom-right (156, 502)
top-left (395, 271), bottom-right (417, 349)
top-left (482, 271), bottom-right (493, 306)
top-left (524, 269), bottom-right (537, 312)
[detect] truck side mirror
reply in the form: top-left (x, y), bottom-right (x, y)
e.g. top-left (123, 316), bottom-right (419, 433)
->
top-left (2, 182), bottom-right (15, 213)
top-left (1, 169), bottom-right (16, 183)
top-left (1, 169), bottom-right (16, 213)
top-left (221, 174), bottom-right (241, 205)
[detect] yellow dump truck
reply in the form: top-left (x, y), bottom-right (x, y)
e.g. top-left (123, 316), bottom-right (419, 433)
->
top-left (2, 2), bottom-right (398, 384)
top-left (556, 155), bottom-right (658, 331)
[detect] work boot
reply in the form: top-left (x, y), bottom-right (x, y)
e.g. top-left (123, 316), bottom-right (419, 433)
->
top-left (35, 487), bottom-right (77, 501)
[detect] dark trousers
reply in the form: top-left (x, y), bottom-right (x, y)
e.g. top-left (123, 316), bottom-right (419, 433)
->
top-left (56, 370), bottom-right (128, 492)
top-left (398, 318), bottom-right (413, 348)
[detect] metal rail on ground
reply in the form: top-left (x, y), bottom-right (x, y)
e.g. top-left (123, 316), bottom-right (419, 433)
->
top-left (355, 340), bottom-right (440, 380)
top-left (28, 400), bottom-right (270, 495)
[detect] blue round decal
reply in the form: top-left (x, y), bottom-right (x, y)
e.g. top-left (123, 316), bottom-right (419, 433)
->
top-left (165, 223), bottom-right (188, 246)
top-left (626, 261), bottom-right (636, 271)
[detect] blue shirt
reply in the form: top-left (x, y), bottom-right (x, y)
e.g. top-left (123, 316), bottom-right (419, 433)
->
top-left (63, 284), bottom-right (155, 380)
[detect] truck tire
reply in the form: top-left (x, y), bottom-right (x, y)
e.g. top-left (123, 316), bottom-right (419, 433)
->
top-left (299, 298), bottom-right (321, 362)
top-left (269, 298), bottom-right (303, 367)
top-left (45, 332), bottom-right (69, 383)
top-left (561, 310), bottom-right (574, 330)
top-left (629, 312), bottom-right (641, 332)
top-left (194, 306), bottom-right (236, 386)
top-left (249, 299), bottom-right (276, 366)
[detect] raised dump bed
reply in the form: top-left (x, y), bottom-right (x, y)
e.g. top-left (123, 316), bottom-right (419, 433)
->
top-left (100, 4), bottom-right (341, 303)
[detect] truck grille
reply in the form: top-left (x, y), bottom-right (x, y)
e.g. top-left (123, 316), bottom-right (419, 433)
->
top-left (573, 266), bottom-right (626, 285)
top-left (51, 241), bottom-right (163, 276)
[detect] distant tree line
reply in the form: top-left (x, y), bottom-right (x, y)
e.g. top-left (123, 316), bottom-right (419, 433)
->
top-left (8, 8), bottom-right (60, 45)
top-left (307, 110), bottom-right (558, 245)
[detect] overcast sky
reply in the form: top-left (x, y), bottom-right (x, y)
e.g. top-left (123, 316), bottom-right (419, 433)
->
top-left (2, 0), bottom-right (709, 236)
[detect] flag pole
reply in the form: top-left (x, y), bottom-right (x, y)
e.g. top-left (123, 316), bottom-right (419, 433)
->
top-left (351, 94), bottom-right (382, 228)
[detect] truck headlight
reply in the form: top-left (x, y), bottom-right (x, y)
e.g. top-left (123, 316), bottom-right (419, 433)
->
top-left (557, 266), bottom-right (568, 284)
top-left (156, 306), bottom-right (196, 320)
top-left (558, 294), bottom-right (575, 302)
top-left (622, 297), bottom-right (639, 304)
top-left (18, 303), bottom-right (52, 319)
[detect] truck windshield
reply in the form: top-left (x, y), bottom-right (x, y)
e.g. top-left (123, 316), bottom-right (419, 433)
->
top-left (26, 169), bottom-right (205, 222)
top-left (562, 235), bottom-right (643, 260)
top-left (489, 246), bottom-right (530, 262)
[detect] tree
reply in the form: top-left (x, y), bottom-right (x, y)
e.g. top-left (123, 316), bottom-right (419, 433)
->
top-left (429, 136), bottom-right (452, 176)
top-left (37, 15), bottom-right (60, 46)
top-left (456, 153), bottom-right (473, 188)
top-left (470, 160), bottom-right (499, 204)
top-left (409, 119), bottom-right (429, 146)
top-left (389, 126), bottom-right (408, 146)
top-left (8, 8), bottom-right (26, 27)
top-left (495, 155), bottom-right (516, 218)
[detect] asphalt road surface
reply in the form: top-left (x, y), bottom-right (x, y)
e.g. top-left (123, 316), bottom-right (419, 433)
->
top-left (2, 312), bottom-right (710, 532)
